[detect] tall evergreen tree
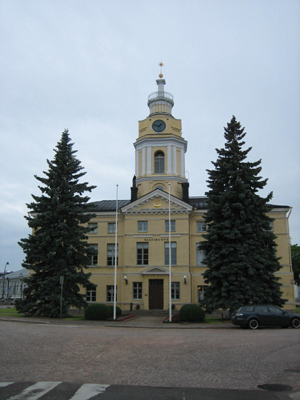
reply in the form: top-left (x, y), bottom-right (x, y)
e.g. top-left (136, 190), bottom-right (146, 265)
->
top-left (17, 130), bottom-right (96, 317)
top-left (201, 116), bottom-right (284, 313)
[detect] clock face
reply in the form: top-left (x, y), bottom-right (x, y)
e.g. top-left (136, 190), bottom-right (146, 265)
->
top-left (152, 120), bottom-right (166, 132)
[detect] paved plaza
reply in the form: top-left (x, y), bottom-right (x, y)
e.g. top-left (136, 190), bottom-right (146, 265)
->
top-left (0, 317), bottom-right (299, 398)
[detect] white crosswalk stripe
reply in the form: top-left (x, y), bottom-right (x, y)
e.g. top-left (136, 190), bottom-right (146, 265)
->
top-left (0, 383), bottom-right (14, 387)
top-left (6, 382), bottom-right (61, 400)
top-left (69, 383), bottom-right (110, 400)
top-left (0, 382), bottom-right (110, 400)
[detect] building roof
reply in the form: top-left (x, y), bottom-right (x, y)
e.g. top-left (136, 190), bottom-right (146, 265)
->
top-left (0, 268), bottom-right (29, 279)
top-left (89, 200), bottom-right (131, 212)
top-left (89, 197), bottom-right (289, 212)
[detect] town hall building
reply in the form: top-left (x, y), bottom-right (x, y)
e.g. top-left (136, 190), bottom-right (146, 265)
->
top-left (84, 73), bottom-right (295, 312)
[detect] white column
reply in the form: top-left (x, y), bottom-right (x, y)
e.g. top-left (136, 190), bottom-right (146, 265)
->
top-left (181, 148), bottom-right (185, 177)
top-left (135, 149), bottom-right (139, 177)
top-left (167, 145), bottom-right (172, 174)
top-left (173, 146), bottom-right (177, 175)
top-left (142, 147), bottom-right (145, 176)
top-left (147, 146), bottom-right (152, 175)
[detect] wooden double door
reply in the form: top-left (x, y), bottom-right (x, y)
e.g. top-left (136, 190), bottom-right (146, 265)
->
top-left (149, 279), bottom-right (164, 310)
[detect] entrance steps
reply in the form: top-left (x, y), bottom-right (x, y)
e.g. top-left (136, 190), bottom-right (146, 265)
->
top-left (133, 309), bottom-right (169, 317)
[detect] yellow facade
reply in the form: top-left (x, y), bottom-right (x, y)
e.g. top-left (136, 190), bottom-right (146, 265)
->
top-left (85, 77), bottom-right (295, 311)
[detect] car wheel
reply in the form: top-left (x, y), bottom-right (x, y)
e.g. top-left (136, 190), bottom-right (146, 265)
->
top-left (248, 319), bottom-right (259, 330)
top-left (291, 318), bottom-right (300, 329)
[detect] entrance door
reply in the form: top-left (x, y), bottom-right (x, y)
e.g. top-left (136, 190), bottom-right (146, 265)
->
top-left (149, 279), bottom-right (164, 309)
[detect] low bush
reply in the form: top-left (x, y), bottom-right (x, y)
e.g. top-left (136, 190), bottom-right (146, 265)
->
top-left (84, 303), bottom-right (111, 321)
top-left (179, 304), bottom-right (205, 322)
top-left (107, 305), bottom-right (122, 318)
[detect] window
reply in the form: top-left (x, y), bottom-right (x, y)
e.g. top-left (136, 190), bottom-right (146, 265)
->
top-left (88, 223), bottom-right (98, 234)
top-left (197, 285), bottom-right (208, 302)
top-left (87, 286), bottom-right (96, 302)
top-left (154, 151), bottom-right (165, 174)
top-left (138, 221), bottom-right (148, 232)
top-left (196, 222), bottom-right (206, 232)
top-left (137, 243), bottom-right (149, 265)
top-left (165, 242), bottom-right (177, 265)
top-left (133, 282), bottom-right (142, 300)
top-left (107, 244), bottom-right (118, 266)
top-left (88, 244), bottom-right (98, 266)
top-left (106, 285), bottom-right (117, 302)
top-left (171, 282), bottom-right (180, 300)
top-left (243, 306), bottom-right (255, 312)
top-left (165, 220), bottom-right (176, 232)
top-left (108, 223), bottom-right (116, 234)
top-left (196, 244), bottom-right (206, 266)
top-left (268, 306), bottom-right (283, 314)
top-left (255, 306), bottom-right (268, 313)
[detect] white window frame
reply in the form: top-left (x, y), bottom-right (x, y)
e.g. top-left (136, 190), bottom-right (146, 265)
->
top-left (137, 242), bottom-right (149, 265)
top-left (107, 243), bottom-right (118, 266)
top-left (106, 285), bottom-right (117, 302)
top-left (88, 223), bottom-right (98, 234)
top-left (87, 287), bottom-right (96, 302)
top-left (165, 242), bottom-right (177, 265)
top-left (196, 222), bottom-right (206, 233)
top-left (108, 223), bottom-right (116, 234)
top-left (138, 221), bottom-right (148, 232)
top-left (88, 244), bottom-right (98, 266)
top-left (165, 220), bottom-right (176, 232)
top-left (171, 282), bottom-right (180, 300)
top-left (154, 151), bottom-right (165, 174)
top-left (133, 282), bottom-right (143, 300)
top-left (196, 243), bottom-right (206, 266)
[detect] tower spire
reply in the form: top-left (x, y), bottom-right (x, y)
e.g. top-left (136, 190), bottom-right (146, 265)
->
top-left (147, 62), bottom-right (174, 115)
top-left (159, 61), bottom-right (163, 78)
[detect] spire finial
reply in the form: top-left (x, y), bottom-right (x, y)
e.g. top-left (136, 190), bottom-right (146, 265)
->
top-left (159, 61), bottom-right (163, 78)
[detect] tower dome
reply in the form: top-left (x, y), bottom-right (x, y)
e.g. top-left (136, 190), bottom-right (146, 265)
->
top-left (147, 77), bottom-right (174, 116)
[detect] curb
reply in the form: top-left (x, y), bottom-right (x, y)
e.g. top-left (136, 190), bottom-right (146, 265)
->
top-left (0, 316), bottom-right (234, 329)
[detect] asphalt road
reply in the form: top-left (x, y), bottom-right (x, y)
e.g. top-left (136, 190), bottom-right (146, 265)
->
top-left (0, 318), bottom-right (299, 399)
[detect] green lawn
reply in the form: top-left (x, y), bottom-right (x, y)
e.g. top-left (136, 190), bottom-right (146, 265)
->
top-left (0, 307), bottom-right (85, 320)
top-left (204, 318), bottom-right (229, 324)
top-left (295, 307), bottom-right (300, 314)
top-left (0, 307), bottom-right (23, 317)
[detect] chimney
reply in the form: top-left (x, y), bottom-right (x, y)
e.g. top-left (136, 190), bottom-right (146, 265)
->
top-left (131, 175), bottom-right (138, 202)
top-left (181, 182), bottom-right (189, 203)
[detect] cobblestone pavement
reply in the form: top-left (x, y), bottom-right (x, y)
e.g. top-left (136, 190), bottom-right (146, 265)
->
top-left (0, 318), bottom-right (299, 392)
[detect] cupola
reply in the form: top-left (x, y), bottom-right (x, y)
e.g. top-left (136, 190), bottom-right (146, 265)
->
top-left (147, 64), bottom-right (174, 116)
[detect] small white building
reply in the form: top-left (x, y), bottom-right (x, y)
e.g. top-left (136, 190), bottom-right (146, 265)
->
top-left (0, 268), bottom-right (28, 300)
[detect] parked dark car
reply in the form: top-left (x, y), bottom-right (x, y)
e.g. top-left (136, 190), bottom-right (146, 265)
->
top-left (231, 305), bottom-right (300, 330)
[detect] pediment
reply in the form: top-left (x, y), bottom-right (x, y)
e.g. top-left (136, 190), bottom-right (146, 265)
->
top-left (121, 190), bottom-right (193, 215)
top-left (141, 266), bottom-right (169, 275)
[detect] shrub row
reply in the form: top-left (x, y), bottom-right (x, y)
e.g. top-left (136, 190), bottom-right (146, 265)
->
top-left (84, 303), bottom-right (122, 321)
top-left (179, 304), bottom-right (205, 322)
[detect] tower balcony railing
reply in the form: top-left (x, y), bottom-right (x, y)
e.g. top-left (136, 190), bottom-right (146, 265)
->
top-left (148, 91), bottom-right (174, 105)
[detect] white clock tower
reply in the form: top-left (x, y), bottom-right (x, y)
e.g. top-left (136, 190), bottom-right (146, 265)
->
top-left (133, 68), bottom-right (189, 200)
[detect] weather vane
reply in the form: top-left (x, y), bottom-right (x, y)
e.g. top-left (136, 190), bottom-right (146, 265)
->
top-left (159, 61), bottom-right (163, 78)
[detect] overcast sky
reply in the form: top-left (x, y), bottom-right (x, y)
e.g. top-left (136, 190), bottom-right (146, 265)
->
top-left (1, 0), bottom-right (299, 272)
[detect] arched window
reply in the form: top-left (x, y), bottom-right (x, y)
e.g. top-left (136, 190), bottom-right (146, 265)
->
top-left (154, 151), bottom-right (165, 174)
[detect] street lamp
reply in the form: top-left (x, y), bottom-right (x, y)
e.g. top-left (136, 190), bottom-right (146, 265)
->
top-left (2, 262), bottom-right (9, 298)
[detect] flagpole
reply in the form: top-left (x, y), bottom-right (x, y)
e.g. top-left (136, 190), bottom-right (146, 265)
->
top-left (169, 182), bottom-right (172, 322)
top-left (113, 184), bottom-right (118, 321)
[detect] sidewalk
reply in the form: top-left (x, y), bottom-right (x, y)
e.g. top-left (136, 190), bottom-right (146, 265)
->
top-left (0, 314), bottom-right (234, 329)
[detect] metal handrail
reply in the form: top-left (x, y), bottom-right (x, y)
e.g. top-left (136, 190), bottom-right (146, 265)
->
top-left (148, 91), bottom-right (174, 102)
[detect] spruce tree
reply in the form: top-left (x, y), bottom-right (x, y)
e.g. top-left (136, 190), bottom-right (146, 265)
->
top-left (17, 130), bottom-right (96, 317)
top-left (201, 116), bottom-right (284, 313)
